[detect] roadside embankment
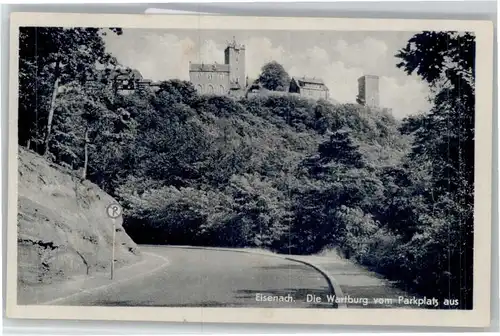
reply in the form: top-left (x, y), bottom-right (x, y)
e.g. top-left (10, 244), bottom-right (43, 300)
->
top-left (17, 147), bottom-right (141, 297)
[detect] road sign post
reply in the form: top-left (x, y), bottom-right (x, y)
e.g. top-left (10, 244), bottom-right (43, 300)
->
top-left (106, 203), bottom-right (123, 280)
top-left (111, 218), bottom-right (116, 280)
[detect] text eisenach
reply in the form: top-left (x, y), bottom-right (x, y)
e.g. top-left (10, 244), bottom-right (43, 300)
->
top-left (255, 293), bottom-right (294, 303)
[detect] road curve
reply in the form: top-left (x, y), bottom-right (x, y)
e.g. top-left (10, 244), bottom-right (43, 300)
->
top-left (53, 245), bottom-right (336, 308)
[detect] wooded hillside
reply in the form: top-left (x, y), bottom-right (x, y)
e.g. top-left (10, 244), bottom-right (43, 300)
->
top-left (18, 28), bottom-right (475, 309)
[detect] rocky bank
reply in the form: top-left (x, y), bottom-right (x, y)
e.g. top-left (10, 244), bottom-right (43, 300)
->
top-left (17, 147), bottom-right (141, 287)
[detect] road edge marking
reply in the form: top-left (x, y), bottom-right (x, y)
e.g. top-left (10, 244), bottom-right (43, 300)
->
top-left (164, 245), bottom-right (347, 308)
top-left (283, 256), bottom-right (347, 309)
top-left (41, 252), bottom-right (169, 305)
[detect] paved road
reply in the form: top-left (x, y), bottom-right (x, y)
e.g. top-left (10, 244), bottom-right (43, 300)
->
top-left (51, 245), bottom-right (336, 308)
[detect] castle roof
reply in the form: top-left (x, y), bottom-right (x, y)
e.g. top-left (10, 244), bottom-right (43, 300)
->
top-left (293, 76), bottom-right (326, 86)
top-left (189, 63), bottom-right (230, 72)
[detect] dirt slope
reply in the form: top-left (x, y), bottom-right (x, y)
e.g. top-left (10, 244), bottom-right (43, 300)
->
top-left (17, 147), bottom-right (141, 286)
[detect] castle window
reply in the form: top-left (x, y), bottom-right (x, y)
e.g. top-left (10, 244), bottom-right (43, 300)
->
top-left (220, 85), bottom-right (225, 94)
top-left (208, 73), bottom-right (212, 80)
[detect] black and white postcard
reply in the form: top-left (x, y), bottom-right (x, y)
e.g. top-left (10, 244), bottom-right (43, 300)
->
top-left (6, 13), bottom-right (494, 327)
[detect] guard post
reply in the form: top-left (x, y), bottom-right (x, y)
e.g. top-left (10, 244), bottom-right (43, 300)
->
top-left (106, 203), bottom-right (123, 280)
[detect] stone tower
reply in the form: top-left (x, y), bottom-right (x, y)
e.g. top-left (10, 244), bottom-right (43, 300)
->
top-left (224, 37), bottom-right (246, 88)
top-left (357, 75), bottom-right (380, 108)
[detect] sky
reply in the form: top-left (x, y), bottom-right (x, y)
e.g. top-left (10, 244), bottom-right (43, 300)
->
top-left (103, 29), bottom-right (432, 118)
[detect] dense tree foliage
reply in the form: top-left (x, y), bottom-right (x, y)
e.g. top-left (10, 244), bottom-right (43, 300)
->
top-left (390, 31), bottom-right (476, 309)
top-left (18, 29), bottom-right (476, 309)
top-left (18, 27), bottom-right (122, 155)
top-left (257, 61), bottom-right (291, 91)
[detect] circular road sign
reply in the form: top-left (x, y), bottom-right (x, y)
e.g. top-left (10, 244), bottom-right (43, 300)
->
top-left (106, 203), bottom-right (123, 219)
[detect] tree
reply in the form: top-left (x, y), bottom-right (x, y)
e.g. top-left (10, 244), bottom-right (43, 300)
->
top-left (396, 31), bottom-right (475, 206)
top-left (155, 79), bottom-right (198, 106)
top-left (18, 27), bottom-right (122, 156)
top-left (396, 31), bottom-right (475, 90)
top-left (394, 31), bottom-right (476, 309)
top-left (257, 61), bottom-right (291, 91)
top-left (303, 128), bottom-right (364, 179)
top-left (225, 173), bottom-right (291, 248)
top-left (47, 78), bottom-right (138, 190)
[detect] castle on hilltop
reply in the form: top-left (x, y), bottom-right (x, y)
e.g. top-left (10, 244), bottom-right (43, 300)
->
top-left (188, 38), bottom-right (333, 101)
top-left (188, 38), bottom-right (380, 107)
top-left (189, 38), bottom-right (247, 96)
top-left (89, 38), bottom-right (380, 108)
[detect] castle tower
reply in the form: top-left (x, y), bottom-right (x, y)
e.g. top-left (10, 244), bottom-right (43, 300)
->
top-left (224, 37), bottom-right (246, 88)
top-left (357, 75), bottom-right (380, 107)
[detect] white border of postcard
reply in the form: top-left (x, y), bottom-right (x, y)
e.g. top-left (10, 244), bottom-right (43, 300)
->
top-left (6, 12), bottom-right (494, 328)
